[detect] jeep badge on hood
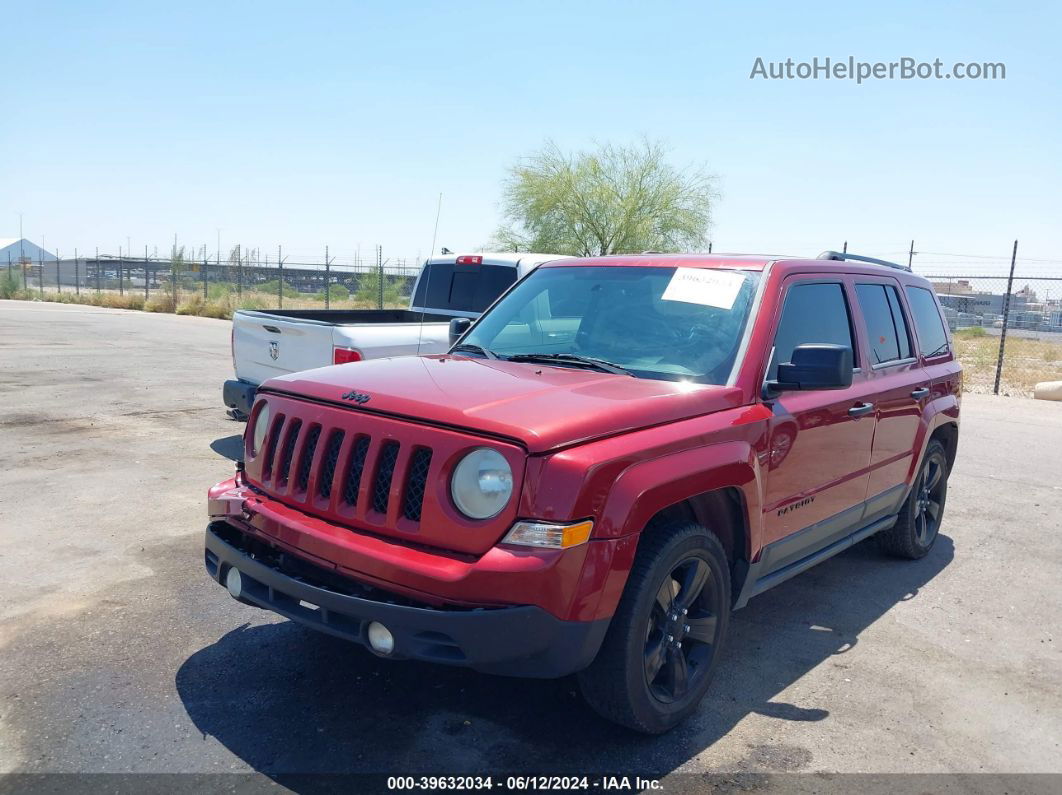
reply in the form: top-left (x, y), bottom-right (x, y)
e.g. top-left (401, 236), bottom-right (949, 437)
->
top-left (341, 390), bottom-right (370, 404)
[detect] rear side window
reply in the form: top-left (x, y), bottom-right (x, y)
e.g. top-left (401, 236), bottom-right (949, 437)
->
top-left (906, 286), bottom-right (951, 358)
top-left (769, 282), bottom-right (855, 380)
top-left (412, 263), bottom-right (517, 313)
top-left (885, 287), bottom-right (913, 359)
top-left (856, 283), bottom-right (912, 364)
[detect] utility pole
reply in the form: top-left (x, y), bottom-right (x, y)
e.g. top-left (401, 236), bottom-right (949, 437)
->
top-left (993, 240), bottom-right (1019, 395)
top-left (145, 245), bottom-right (150, 300)
top-left (118, 245), bottom-right (124, 295)
top-left (75, 248), bottom-right (80, 295)
top-left (907, 240), bottom-right (916, 269)
top-left (842, 241), bottom-right (848, 253)
top-left (236, 244), bottom-right (242, 300)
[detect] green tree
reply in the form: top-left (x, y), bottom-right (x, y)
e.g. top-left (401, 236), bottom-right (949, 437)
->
top-left (258, 279), bottom-right (299, 298)
top-left (356, 269), bottom-right (404, 307)
top-left (323, 283), bottom-right (350, 302)
top-left (170, 244), bottom-right (186, 299)
top-left (0, 266), bottom-right (23, 299)
top-left (493, 139), bottom-right (715, 256)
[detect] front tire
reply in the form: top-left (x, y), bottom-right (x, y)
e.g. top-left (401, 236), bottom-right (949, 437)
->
top-left (878, 439), bottom-right (949, 559)
top-left (577, 521), bottom-right (730, 733)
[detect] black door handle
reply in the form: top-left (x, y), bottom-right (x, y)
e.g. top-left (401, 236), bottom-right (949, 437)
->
top-left (911, 387), bottom-right (930, 400)
top-left (848, 402), bottom-right (875, 418)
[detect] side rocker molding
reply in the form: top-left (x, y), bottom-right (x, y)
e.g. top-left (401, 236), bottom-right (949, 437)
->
top-left (733, 485), bottom-right (906, 609)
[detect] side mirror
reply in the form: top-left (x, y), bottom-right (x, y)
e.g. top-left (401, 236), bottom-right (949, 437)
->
top-left (769, 343), bottom-right (853, 394)
top-left (448, 317), bottom-right (471, 346)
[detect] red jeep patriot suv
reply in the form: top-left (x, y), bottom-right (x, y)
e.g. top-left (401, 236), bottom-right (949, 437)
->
top-left (205, 251), bottom-right (960, 733)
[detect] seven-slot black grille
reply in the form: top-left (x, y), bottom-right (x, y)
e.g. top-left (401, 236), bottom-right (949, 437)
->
top-left (402, 448), bottom-right (433, 521)
top-left (372, 441), bottom-right (401, 514)
top-left (277, 419), bottom-right (302, 485)
top-left (343, 436), bottom-right (371, 506)
top-left (261, 413), bottom-right (285, 481)
top-left (318, 430), bottom-right (345, 500)
top-left (295, 424), bottom-right (321, 492)
top-left (259, 416), bottom-right (437, 524)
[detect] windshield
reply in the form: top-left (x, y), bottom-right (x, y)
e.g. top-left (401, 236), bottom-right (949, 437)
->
top-left (459, 265), bottom-right (760, 384)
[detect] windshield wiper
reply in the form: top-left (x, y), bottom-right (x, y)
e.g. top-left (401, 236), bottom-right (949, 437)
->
top-left (506, 352), bottom-right (633, 376)
top-left (451, 343), bottom-right (498, 360)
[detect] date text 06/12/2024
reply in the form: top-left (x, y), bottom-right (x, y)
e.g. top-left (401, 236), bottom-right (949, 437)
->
top-left (385, 776), bottom-right (663, 791)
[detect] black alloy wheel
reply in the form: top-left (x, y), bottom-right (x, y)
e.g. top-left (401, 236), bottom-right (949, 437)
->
top-left (643, 556), bottom-right (721, 704)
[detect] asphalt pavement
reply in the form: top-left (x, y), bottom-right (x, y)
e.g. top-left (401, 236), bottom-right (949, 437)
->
top-left (0, 300), bottom-right (1058, 791)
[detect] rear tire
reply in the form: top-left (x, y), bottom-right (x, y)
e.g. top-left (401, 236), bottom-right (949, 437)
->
top-left (577, 520), bottom-right (730, 733)
top-left (878, 439), bottom-right (949, 559)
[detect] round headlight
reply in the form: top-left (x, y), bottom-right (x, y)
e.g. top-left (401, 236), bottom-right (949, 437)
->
top-left (450, 448), bottom-right (513, 519)
top-left (250, 402), bottom-right (270, 457)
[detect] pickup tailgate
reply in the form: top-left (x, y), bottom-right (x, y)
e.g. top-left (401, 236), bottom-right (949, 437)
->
top-left (233, 312), bottom-right (335, 385)
top-left (233, 309), bottom-right (458, 386)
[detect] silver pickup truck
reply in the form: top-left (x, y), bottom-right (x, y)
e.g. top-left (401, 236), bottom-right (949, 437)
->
top-left (223, 252), bottom-right (562, 419)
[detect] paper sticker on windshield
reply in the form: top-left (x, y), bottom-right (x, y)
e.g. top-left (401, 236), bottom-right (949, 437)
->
top-left (661, 268), bottom-right (744, 309)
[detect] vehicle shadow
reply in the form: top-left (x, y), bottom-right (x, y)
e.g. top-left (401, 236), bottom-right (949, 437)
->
top-left (176, 535), bottom-right (953, 783)
top-left (210, 434), bottom-right (244, 461)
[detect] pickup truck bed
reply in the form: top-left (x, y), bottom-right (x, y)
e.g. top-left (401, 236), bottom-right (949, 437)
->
top-left (223, 253), bottom-right (568, 418)
top-left (236, 308), bottom-right (455, 325)
top-left (225, 309), bottom-right (455, 418)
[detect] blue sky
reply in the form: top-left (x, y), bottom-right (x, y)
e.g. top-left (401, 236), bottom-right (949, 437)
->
top-left (2, 1), bottom-right (1060, 274)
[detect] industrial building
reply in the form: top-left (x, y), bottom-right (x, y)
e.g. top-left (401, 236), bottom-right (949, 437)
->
top-left (0, 238), bottom-right (56, 265)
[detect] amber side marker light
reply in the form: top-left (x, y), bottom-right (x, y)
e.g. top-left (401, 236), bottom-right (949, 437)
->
top-left (502, 520), bottom-right (594, 550)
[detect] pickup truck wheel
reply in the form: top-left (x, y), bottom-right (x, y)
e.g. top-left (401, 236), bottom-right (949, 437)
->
top-left (577, 521), bottom-right (730, 734)
top-left (878, 439), bottom-right (949, 559)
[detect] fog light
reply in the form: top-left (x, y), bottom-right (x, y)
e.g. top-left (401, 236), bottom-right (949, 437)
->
top-left (367, 621), bottom-right (395, 655)
top-left (225, 567), bottom-right (243, 599)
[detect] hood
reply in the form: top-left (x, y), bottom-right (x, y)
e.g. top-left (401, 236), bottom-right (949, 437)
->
top-left (262, 355), bottom-right (745, 453)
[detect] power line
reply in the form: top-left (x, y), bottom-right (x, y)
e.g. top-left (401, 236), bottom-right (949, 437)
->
top-left (916, 250), bottom-right (1062, 263)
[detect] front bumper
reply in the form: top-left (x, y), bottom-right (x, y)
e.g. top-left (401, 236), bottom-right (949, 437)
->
top-left (205, 521), bottom-right (609, 678)
top-left (223, 379), bottom-right (257, 419)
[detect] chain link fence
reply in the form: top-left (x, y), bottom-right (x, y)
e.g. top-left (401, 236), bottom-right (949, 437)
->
top-left (3, 247), bottom-right (1060, 397)
top-left (1, 247), bottom-right (422, 317)
top-left (925, 274), bottom-right (1062, 396)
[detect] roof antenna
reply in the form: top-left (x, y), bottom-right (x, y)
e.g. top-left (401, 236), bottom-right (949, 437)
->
top-left (416, 193), bottom-right (443, 356)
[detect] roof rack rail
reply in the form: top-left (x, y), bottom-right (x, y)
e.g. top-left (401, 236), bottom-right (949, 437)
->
top-left (817, 250), bottom-right (909, 271)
